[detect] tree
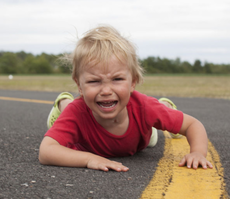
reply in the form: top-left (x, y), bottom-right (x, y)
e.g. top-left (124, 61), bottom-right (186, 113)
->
top-left (23, 55), bottom-right (35, 73)
top-left (0, 52), bottom-right (19, 74)
top-left (22, 55), bottom-right (53, 74)
top-left (204, 62), bottom-right (212, 74)
top-left (33, 56), bottom-right (53, 74)
top-left (141, 56), bottom-right (162, 73)
top-left (180, 61), bottom-right (192, 73)
top-left (16, 51), bottom-right (28, 61)
top-left (193, 60), bottom-right (203, 73)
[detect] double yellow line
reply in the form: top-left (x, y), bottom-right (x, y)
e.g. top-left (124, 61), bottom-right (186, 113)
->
top-left (0, 96), bottom-right (228, 198)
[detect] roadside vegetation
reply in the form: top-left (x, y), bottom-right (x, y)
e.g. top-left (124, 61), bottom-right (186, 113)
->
top-left (0, 51), bottom-right (230, 99)
top-left (0, 51), bottom-right (230, 75)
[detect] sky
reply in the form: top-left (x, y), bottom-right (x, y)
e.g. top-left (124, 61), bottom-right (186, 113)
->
top-left (0, 0), bottom-right (230, 64)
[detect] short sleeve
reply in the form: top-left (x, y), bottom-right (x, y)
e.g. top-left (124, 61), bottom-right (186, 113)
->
top-left (144, 96), bottom-right (184, 133)
top-left (45, 102), bottom-right (82, 149)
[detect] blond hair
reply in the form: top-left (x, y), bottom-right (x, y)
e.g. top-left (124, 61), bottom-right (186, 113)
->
top-left (69, 25), bottom-right (143, 83)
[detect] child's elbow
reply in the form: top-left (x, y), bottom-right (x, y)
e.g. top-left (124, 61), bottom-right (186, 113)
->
top-left (38, 143), bottom-right (51, 165)
top-left (38, 150), bottom-right (48, 165)
top-left (38, 137), bottom-right (56, 165)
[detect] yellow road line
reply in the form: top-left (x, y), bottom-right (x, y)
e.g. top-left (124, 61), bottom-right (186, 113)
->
top-left (0, 96), bottom-right (53, 104)
top-left (140, 131), bottom-right (228, 199)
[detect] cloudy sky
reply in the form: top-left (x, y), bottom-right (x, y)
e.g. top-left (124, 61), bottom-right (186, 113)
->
top-left (0, 0), bottom-right (230, 64)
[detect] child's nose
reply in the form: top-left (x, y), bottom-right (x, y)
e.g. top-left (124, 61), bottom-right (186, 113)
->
top-left (100, 84), bottom-right (112, 96)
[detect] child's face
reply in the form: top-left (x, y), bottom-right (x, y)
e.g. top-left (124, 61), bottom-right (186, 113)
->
top-left (77, 56), bottom-right (136, 122)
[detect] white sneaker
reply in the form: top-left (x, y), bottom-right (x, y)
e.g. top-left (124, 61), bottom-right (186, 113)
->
top-left (147, 127), bottom-right (158, 147)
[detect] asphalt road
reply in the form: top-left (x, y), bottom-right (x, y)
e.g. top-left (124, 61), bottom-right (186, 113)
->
top-left (0, 89), bottom-right (229, 199)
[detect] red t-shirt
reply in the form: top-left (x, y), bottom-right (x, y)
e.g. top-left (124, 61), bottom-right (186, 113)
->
top-left (45, 91), bottom-right (183, 157)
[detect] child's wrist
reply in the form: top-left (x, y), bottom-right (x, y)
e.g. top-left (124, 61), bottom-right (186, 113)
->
top-left (190, 150), bottom-right (207, 157)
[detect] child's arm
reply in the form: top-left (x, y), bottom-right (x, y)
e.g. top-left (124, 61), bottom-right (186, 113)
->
top-left (39, 136), bottom-right (129, 172)
top-left (178, 113), bottom-right (213, 169)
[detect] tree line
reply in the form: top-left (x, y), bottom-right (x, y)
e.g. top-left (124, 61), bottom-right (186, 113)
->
top-left (0, 51), bottom-right (230, 75)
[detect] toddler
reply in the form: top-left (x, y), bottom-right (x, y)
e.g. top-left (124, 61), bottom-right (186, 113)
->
top-left (39, 25), bottom-right (213, 172)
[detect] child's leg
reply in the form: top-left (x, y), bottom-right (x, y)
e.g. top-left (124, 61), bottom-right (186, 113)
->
top-left (59, 98), bottom-right (73, 112)
top-left (47, 92), bottom-right (74, 129)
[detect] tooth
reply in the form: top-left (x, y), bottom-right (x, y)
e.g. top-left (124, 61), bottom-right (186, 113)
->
top-left (99, 102), bottom-right (116, 108)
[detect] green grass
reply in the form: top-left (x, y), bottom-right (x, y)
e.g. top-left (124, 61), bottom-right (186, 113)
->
top-left (136, 75), bottom-right (230, 99)
top-left (0, 74), bottom-right (230, 99)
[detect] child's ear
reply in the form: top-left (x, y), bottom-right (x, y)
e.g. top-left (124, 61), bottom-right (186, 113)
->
top-left (74, 78), bottom-right (83, 96)
top-left (131, 80), bottom-right (136, 93)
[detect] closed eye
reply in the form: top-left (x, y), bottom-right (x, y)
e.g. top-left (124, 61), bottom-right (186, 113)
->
top-left (87, 80), bottom-right (100, 83)
top-left (113, 78), bottom-right (124, 81)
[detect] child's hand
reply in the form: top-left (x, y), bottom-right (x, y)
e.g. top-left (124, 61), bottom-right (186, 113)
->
top-left (87, 155), bottom-right (129, 172)
top-left (179, 152), bottom-right (213, 169)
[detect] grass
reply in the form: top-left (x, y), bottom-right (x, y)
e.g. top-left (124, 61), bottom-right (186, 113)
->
top-left (0, 74), bottom-right (230, 99)
top-left (136, 75), bottom-right (230, 99)
top-left (0, 75), bottom-right (77, 92)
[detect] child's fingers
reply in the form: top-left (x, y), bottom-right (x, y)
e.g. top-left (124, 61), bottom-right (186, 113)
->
top-left (116, 166), bottom-right (129, 172)
top-left (100, 166), bottom-right (109, 172)
top-left (179, 156), bottom-right (187, 167)
top-left (107, 165), bottom-right (129, 172)
top-left (207, 161), bottom-right (213, 169)
top-left (108, 162), bottom-right (129, 172)
top-left (179, 155), bottom-right (213, 170)
top-left (99, 161), bottom-right (129, 172)
top-left (97, 164), bottom-right (117, 172)
top-left (87, 156), bottom-right (129, 172)
top-left (179, 153), bottom-right (214, 170)
top-left (185, 157), bottom-right (194, 169)
top-left (199, 159), bottom-right (208, 169)
top-left (192, 159), bottom-right (199, 169)
top-left (199, 160), bottom-right (213, 169)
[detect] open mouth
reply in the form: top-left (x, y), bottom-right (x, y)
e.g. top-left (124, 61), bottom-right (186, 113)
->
top-left (97, 101), bottom-right (118, 108)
